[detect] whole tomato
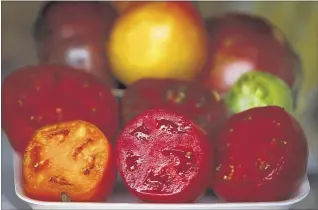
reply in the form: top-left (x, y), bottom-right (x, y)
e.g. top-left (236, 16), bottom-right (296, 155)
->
top-left (107, 1), bottom-right (209, 85)
top-left (23, 120), bottom-right (116, 202)
top-left (213, 106), bottom-right (308, 202)
top-left (34, 1), bottom-right (119, 87)
top-left (2, 64), bottom-right (119, 154)
top-left (116, 109), bottom-right (213, 203)
top-left (201, 13), bottom-right (302, 94)
top-left (121, 79), bottom-right (228, 139)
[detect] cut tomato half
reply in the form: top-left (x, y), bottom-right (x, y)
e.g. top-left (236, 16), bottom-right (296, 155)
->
top-left (23, 120), bottom-right (116, 202)
top-left (116, 109), bottom-right (213, 203)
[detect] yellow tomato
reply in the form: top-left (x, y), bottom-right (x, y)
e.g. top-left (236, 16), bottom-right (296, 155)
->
top-left (107, 2), bottom-right (208, 85)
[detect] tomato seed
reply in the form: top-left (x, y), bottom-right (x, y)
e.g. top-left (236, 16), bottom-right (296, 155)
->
top-left (49, 175), bottom-right (72, 185)
top-left (34, 159), bottom-right (49, 172)
top-left (83, 155), bottom-right (96, 175)
top-left (130, 125), bottom-right (150, 141)
top-left (48, 129), bottom-right (70, 138)
top-left (72, 138), bottom-right (93, 159)
top-left (126, 154), bottom-right (141, 171)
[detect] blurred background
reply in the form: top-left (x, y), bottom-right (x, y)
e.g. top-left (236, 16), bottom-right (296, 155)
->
top-left (1, 1), bottom-right (317, 209)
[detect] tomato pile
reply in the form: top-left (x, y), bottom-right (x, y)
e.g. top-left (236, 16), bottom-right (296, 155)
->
top-left (1, 1), bottom-right (308, 204)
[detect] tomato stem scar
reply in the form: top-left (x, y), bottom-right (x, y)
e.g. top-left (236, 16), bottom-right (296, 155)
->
top-left (61, 192), bottom-right (72, 202)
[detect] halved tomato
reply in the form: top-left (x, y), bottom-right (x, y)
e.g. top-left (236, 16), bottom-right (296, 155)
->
top-left (116, 109), bottom-right (213, 203)
top-left (23, 120), bottom-right (116, 202)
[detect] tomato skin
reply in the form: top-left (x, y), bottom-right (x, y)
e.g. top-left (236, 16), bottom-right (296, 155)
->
top-left (121, 79), bottom-right (228, 139)
top-left (107, 1), bottom-right (208, 86)
top-left (2, 64), bottom-right (119, 154)
top-left (213, 106), bottom-right (308, 202)
top-left (116, 109), bottom-right (214, 203)
top-left (201, 13), bottom-right (301, 94)
top-left (23, 120), bottom-right (116, 202)
top-left (34, 1), bottom-right (119, 87)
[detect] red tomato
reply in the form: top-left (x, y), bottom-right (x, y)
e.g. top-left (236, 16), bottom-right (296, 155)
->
top-left (23, 120), bottom-right (116, 202)
top-left (34, 1), bottom-right (119, 87)
top-left (121, 79), bottom-right (228, 139)
top-left (2, 64), bottom-right (119, 154)
top-left (213, 106), bottom-right (308, 202)
top-left (201, 13), bottom-right (301, 94)
top-left (116, 109), bottom-right (213, 203)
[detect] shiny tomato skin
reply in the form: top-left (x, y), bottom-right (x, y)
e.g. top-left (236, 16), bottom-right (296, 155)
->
top-left (23, 120), bottom-right (116, 202)
top-left (116, 109), bottom-right (214, 203)
top-left (2, 64), bottom-right (119, 154)
top-left (34, 1), bottom-right (119, 87)
top-left (121, 78), bottom-right (228, 139)
top-left (213, 106), bottom-right (308, 202)
top-left (201, 13), bottom-right (301, 94)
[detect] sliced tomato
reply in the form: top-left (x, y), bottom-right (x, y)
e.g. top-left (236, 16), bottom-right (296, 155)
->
top-left (23, 120), bottom-right (116, 202)
top-left (116, 109), bottom-right (213, 203)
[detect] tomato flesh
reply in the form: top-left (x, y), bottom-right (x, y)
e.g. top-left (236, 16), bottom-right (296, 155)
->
top-left (116, 109), bottom-right (213, 203)
top-left (23, 120), bottom-right (116, 202)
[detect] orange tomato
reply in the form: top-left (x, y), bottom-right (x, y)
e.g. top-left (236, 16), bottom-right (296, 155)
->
top-left (23, 120), bottom-right (116, 202)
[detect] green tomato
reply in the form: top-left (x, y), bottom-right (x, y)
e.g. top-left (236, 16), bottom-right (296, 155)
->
top-left (225, 71), bottom-right (294, 114)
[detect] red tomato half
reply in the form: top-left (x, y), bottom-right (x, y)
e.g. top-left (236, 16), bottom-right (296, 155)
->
top-left (116, 109), bottom-right (213, 203)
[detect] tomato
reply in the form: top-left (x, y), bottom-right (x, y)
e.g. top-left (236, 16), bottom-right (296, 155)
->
top-left (2, 64), bottom-right (119, 154)
top-left (23, 120), bottom-right (116, 202)
top-left (107, 1), bottom-right (208, 85)
top-left (201, 13), bottom-right (301, 94)
top-left (213, 106), bottom-right (308, 202)
top-left (121, 79), bottom-right (228, 139)
top-left (116, 109), bottom-right (213, 203)
top-left (34, 1), bottom-right (119, 87)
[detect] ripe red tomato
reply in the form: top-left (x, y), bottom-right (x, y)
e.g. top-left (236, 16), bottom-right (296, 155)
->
top-left (34, 1), bottom-right (119, 87)
top-left (23, 120), bottom-right (116, 202)
top-left (121, 79), bottom-right (228, 139)
top-left (2, 64), bottom-right (119, 154)
top-left (201, 13), bottom-right (301, 94)
top-left (213, 106), bottom-right (308, 202)
top-left (116, 109), bottom-right (213, 203)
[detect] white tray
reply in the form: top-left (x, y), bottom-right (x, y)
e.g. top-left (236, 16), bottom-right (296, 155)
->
top-left (13, 152), bottom-right (310, 210)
